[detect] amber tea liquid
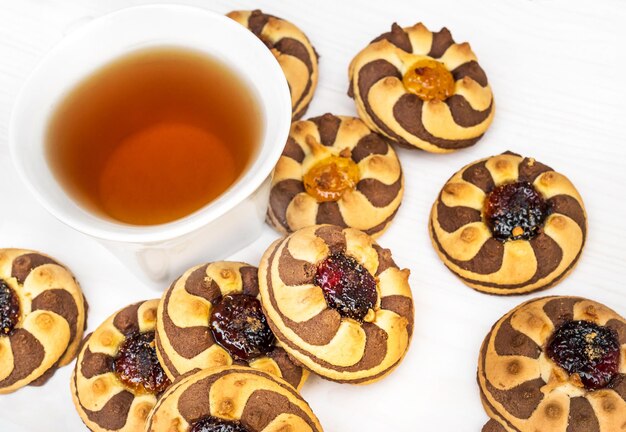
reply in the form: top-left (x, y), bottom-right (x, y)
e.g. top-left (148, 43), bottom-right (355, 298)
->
top-left (46, 47), bottom-right (261, 225)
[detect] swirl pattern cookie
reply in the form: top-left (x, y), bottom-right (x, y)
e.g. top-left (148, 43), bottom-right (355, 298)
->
top-left (259, 224), bottom-right (414, 384)
top-left (155, 261), bottom-right (307, 391)
top-left (348, 22), bottom-right (495, 153)
top-left (268, 114), bottom-right (404, 238)
top-left (146, 366), bottom-right (323, 432)
top-left (228, 9), bottom-right (319, 120)
top-left (429, 152), bottom-right (587, 295)
top-left (0, 248), bottom-right (86, 394)
top-left (478, 296), bottom-right (625, 432)
top-left (71, 300), bottom-right (171, 432)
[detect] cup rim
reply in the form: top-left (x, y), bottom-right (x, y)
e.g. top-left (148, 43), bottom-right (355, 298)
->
top-left (9, 4), bottom-right (292, 244)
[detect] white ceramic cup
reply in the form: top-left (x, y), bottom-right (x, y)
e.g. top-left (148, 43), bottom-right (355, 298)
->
top-left (9, 4), bottom-right (292, 285)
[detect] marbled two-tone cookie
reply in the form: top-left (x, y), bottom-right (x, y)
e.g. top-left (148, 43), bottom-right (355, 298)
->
top-left (430, 152), bottom-right (587, 295)
top-left (0, 248), bottom-right (87, 394)
top-left (478, 296), bottom-right (625, 432)
top-left (71, 300), bottom-right (171, 432)
top-left (146, 366), bottom-right (323, 432)
top-left (259, 224), bottom-right (414, 384)
top-left (228, 9), bottom-right (319, 120)
top-left (155, 261), bottom-right (307, 391)
top-left (268, 113), bottom-right (404, 238)
top-left (348, 22), bottom-right (494, 153)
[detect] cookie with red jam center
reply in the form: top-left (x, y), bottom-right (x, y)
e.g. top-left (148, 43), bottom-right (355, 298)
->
top-left (348, 22), bottom-right (495, 153)
top-left (0, 248), bottom-right (87, 394)
top-left (478, 296), bottom-right (626, 432)
top-left (71, 300), bottom-right (170, 432)
top-left (259, 224), bottom-right (414, 384)
top-left (429, 151), bottom-right (587, 295)
top-left (155, 261), bottom-right (307, 391)
top-left (145, 366), bottom-right (323, 432)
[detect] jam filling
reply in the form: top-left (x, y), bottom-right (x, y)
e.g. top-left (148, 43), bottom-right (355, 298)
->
top-left (209, 294), bottom-right (275, 361)
top-left (303, 155), bottom-right (360, 202)
top-left (0, 279), bottom-right (20, 337)
top-left (483, 181), bottom-right (551, 241)
top-left (546, 320), bottom-right (620, 390)
top-left (314, 253), bottom-right (377, 321)
top-left (189, 417), bottom-right (251, 432)
top-left (112, 331), bottom-right (171, 394)
top-left (402, 58), bottom-right (455, 101)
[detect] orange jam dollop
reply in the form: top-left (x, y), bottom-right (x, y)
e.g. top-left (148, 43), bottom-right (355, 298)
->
top-left (402, 59), bottom-right (455, 101)
top-left (303, 156), bottom-right (360, 202)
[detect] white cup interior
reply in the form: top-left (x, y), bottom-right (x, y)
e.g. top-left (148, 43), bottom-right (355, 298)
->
top-left (10, 4), bottom-right (292, 244)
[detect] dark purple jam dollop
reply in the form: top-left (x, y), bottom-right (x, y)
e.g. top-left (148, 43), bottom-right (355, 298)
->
top-left (189, 416), bottom-right (251, 432)
top-left (546, 320), bottom-right (620, 390)
top-left (209, 294), bottom-right (275, 361)
top-left (484, 181), bottom-right (551, 241)
top-left (0, 279), bottom-right (20, 336)
top-left (314, 253), bottom-right (377, 321)
top-left (112, 331), bottom-right (171, 394)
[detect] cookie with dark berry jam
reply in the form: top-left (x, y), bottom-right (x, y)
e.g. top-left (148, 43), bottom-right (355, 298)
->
top-left (71, 300), bottom-right (169, 432)
top-left (146, 367), bottom-right (323, 432)
top-left (430, 151), bottom-right (587, 295)
top-left (0, 248), bottom-right (87, 395)
top-left (478, 296), bottom-right (625, 432)
top-left (259, 224), bottom-right (414, 384)
top-left (155, 262), bottom-right (307, 391)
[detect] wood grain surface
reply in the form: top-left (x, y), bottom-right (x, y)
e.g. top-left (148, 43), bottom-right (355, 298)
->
top-left (0, 1), bottom-right (624, 430)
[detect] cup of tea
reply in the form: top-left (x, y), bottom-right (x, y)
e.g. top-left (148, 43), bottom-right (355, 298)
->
top-left (9, 4), bottom-right (292, 284)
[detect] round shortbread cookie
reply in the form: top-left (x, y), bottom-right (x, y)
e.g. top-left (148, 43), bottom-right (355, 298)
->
top-left (0, 248), bottom-right (86, 394)
top-left (349, 22), bottom-right (494, 153)
top-left (430, 151), bottom-right (586, 295)
top-left (478, 296), bottom-right (625, 432)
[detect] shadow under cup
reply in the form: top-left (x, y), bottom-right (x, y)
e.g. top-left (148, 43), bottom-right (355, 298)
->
top-left (9, 5), bottom-right (292, 285)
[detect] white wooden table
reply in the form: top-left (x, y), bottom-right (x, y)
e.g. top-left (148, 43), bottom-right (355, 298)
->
top-left (1, 1), bottom-right (624, 430)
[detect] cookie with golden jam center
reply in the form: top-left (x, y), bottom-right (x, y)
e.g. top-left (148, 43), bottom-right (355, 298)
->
top-left (349, 22), bottom-right (495, 153)
top-left (268, 113), bottom-right (403, 238)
